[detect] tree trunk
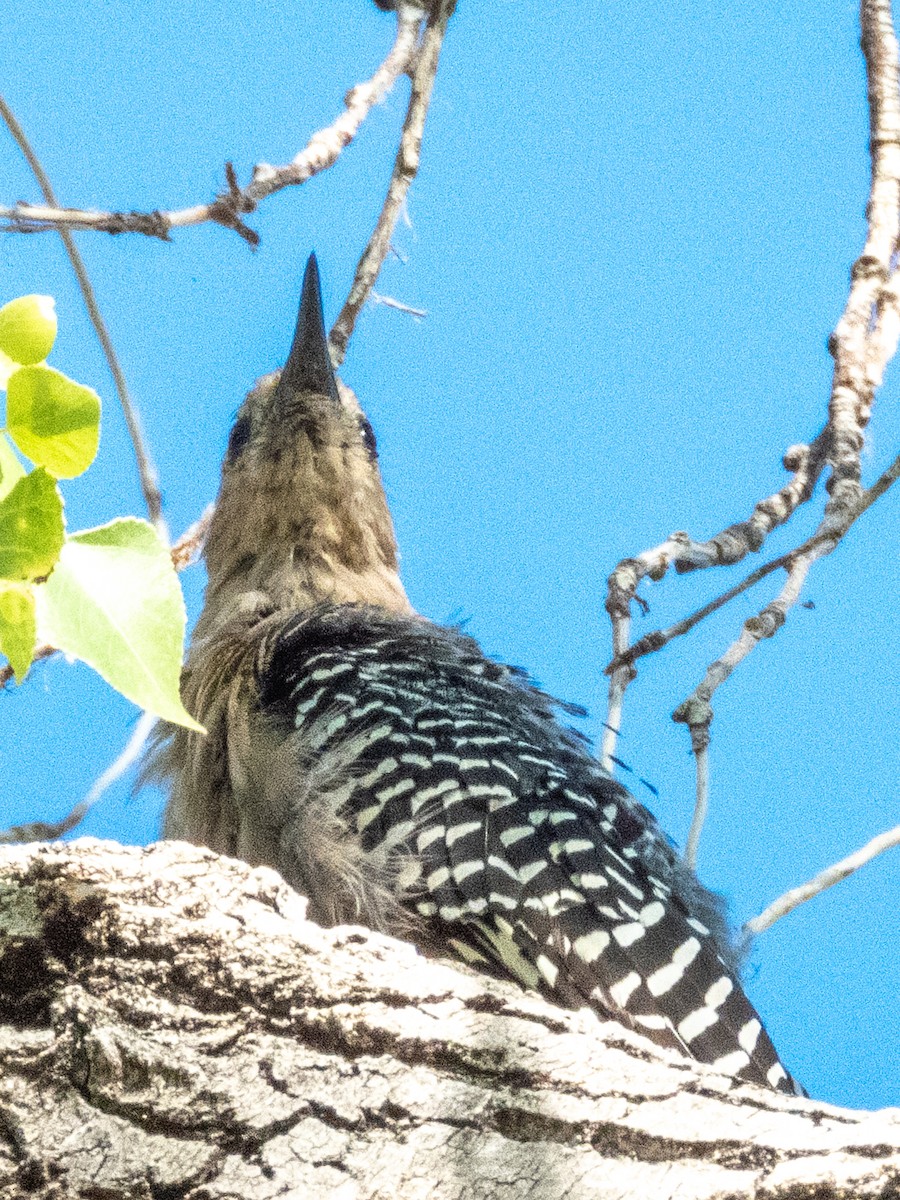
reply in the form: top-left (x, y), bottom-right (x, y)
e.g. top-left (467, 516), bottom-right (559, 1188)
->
top-left (0, 839), bottom-right (897, 1199)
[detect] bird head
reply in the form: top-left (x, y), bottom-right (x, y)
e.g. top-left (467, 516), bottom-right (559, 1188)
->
top-left (199, 254), bottom-right (411, 635)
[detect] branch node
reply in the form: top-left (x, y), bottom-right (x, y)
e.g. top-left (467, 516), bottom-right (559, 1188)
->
top-left (207, 163), bottom-right (260, 246)
top-left (744, 608), bottom-right (785, 640)
top-left (672, 697), bottom-right (712, 743)
top-left (850, 252), bottom-right (889, 282)
top-left (782, 442), bottom-right (810, 472)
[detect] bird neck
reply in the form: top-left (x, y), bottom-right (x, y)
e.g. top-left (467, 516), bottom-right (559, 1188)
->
top-left (196, 459), bottom-right (412, 641)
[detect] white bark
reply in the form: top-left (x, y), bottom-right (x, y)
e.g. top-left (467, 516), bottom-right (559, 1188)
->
top-left (0, 839), bottom-right (897, 1199)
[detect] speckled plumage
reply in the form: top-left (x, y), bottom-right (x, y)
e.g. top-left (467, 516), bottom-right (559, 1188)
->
top-left (154, 254), bottom-right (798, 1094)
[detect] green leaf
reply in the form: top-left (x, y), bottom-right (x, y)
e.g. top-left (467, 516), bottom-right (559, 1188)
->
top-left (0, 295), bottom-right (57, 366)
top-left (0, 348), bottom-right (17, 391)
top-left (0, 434), bottom-right (26, 502)
top-left (35, 517), bottom-right (203, 731)
top-left (0, 583), bottom-right (36, 681)
top-left (7, 364), bottom-right (101, 478)
top-left (0, 468), bottom-right (65, 582)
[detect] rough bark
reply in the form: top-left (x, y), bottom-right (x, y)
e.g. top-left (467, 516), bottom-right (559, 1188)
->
top-left (0, 840), bottom-right (897, 1200)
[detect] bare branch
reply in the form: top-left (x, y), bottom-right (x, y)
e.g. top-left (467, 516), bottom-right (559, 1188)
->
top-left (671, 551), bottom-right (816, 754)
top-left (823, 0), bottom-right (900, 525)
top-left (0, 95), bottom-right (165, 530)
top-left (668, 438), bottom-right (900, 766)
top-left (329, 0), bottom-right (454, 366)
top-left (603, 2), bottom-right (900, 879)
top-left (683, 738), bottom-right (709, 871)
top-left (867, 262), bottom-right (900, 386)
top-left (0, 712), bottom-right (157, 845)
top-left (601, 607), bottom-right (634, 771)
top-left (170, 504), bottom-right (214, 571)
top-left (745, 823), bottom-right (900, 937)
top-left (602, 429), bottom-right (829, 764)
top-left (608, 549), bottom-right (803, 676)
top-left (668, 1), bottom-right (900, 787)
top-left (0, 8), bottom-right (425, 243)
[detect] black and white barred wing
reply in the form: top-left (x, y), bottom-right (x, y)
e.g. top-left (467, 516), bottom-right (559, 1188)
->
top-left (259, 607), bottom-right (796, 1095)
top-left (410, 761), bottom-right (791, 1093)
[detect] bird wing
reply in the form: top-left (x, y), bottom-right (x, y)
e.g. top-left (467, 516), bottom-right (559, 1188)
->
top-left (258, 606), bottom-right (795, 1094)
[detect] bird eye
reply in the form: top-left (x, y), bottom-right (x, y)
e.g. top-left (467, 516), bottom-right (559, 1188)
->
top-left (227, 412), bottom-right (252, 462)
top-left (359, 416), bottom-right (378, 459)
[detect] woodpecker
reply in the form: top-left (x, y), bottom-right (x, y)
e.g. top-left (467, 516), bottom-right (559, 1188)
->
top-left (156, 254), bottom-right (798, 1094)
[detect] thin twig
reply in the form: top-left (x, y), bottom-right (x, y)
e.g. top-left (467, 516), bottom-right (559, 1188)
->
top-left (0, 95), bottom-right (165, 531)
top-left (601, 602), bottom-right (634, 771)
top-left (329, 0), bottom-right (455, 366)
top-left (671, 443), bottom-right (900, 762)
top-left (667, 440), bottom-right (900, 869)
top-left (170, 504), bottom-right (214, 571)
top-left (672, 552), bottom-right (817, 751)
top-left (0, 711), bottom-right (157, 844)
top-left (369, 290), bottom-right (427, 318)
top-left (683, 738), bottom-right (709, 870)
top-left (0, 8), bottom-right (425, 244)
top-left (744, 823), bottom-right (900, 937)
top-left (602, 429), bottom-right (829, 764)
top-left (607, 531), bottom-right (833, 676)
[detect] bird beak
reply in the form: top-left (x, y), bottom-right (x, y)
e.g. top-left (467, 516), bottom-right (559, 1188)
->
top-left (274, 253), bottom-right (340, 405)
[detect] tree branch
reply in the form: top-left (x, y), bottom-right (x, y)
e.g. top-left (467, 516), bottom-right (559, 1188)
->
top-left (601, 429), bottom-right (829, 766)
top-left (603, 0), bottom-right (900, 876)
top-left (0, 8), bottom-right (425, 244)
top-left (2, 839), bottom-right (899, 1199)
top-left (746, 822), bottom-right (900, 937)
top-left (329, 0), bottom-right (454, 366)
top-left (0, 95), bottom-right (164, 530)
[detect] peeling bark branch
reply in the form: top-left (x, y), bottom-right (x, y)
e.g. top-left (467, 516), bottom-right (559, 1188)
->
top-left (603, 1), bottom-right (900, 876)
top-left (0, 840), bottom-right (898, 1200)
top-left (601, 429), bottom-right (829, 767)
top-left (0, 7), bottom-right (425, 243)
top-left (671, 441), bottom-right (900, 780)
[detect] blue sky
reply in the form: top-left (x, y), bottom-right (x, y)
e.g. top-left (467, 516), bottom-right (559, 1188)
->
top-left (2, 0), bottom-right (898, 1109)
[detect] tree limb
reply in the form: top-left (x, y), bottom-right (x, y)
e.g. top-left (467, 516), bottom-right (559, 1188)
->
top-left (329, 0), bottom-right (454, 366)
top-left (746, 822), bottom-right (900, 937)
top-left (0, 94), bottom-right (164, 530)
top-left (1, 839), bottom-right (898, 1199)
top-left (0, 8), bottom-right (425, 244)
top-left (604, 0), bottom-right (900, 872)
